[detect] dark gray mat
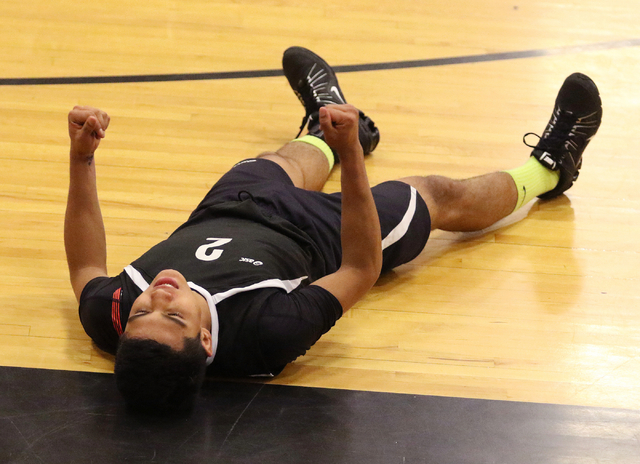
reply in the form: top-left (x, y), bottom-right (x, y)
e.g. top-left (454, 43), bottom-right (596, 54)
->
top-left (1, 366), bottom-right (639, 463)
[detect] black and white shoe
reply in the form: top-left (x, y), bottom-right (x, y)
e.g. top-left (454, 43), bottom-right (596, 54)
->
top-left (282, 46), bottom-right (380, 156)
top-left (527, 73), bottom-right (602, 199)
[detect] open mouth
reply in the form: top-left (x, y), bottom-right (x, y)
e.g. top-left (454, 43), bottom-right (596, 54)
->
top-left (154, 277), bottom-right (179, 289)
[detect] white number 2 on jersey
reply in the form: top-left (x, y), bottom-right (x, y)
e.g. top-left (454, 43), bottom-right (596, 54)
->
top-left (195, 238), bottom-right (232, 262)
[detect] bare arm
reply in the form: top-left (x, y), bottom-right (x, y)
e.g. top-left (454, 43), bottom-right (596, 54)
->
top-left (312, 105), bottom-right (382, 312)
top-left (64, 106), bottom-right (111, 301)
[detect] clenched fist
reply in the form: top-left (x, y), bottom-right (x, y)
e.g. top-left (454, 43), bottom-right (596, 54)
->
top-left (68, 106), bottom-right (110, 161)
top-left (318, 104), bottom-right (364, 162)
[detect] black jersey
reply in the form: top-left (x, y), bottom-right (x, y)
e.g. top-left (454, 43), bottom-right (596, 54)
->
top-left (79, 199), bottom-right (343, 376)
top-left (78, 158), bottom-right (431, 377)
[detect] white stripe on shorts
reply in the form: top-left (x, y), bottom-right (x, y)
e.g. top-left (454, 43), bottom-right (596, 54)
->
top-left (381, 186), bottom-right (417, 251)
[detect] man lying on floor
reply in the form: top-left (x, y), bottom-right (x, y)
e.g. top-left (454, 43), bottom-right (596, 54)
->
top-left (65, 47), bottom-right (602, 413)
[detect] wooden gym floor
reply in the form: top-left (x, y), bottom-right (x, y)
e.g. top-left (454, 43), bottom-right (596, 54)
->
top-left (1, 0), bottom-right (640, 461)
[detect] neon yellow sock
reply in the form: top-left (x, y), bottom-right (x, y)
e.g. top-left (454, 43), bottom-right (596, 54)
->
top-left (292, 135), bottom-right (335, 170)
top-left (504, 157), bottom-right (560, 211)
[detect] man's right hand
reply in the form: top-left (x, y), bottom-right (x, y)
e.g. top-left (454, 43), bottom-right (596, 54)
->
top-left (68, 106), bottom-right (110, 161)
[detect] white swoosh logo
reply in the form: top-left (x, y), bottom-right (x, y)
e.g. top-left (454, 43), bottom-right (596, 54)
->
top-left (330, 86), bottom-right (346, 104)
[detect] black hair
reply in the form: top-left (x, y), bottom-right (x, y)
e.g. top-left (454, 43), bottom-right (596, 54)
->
top-left (114, 334), bottom-right (208, 415)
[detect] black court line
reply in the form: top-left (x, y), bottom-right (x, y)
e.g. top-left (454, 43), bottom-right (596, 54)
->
top-left (1, 38), bottom-right (639, 86)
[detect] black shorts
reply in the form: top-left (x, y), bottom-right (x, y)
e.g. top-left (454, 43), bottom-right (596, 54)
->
top-left (192, 158), bottom-right (431, 273)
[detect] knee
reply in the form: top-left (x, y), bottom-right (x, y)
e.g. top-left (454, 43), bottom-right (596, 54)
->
top-left (423, 176), bottom-right (465, 206)
top-left (403, 175), bottom-right (465, 208)
top-left (257, 151), bottom-right (279, 159)
top-left (256, 151), bottom-right (307, 188)
top-left (400, 175), bottom-right (466, 231)
top-left (425, 176), bottom-right (469, 224)
top-left (258, 150), bottom-right (300, 172)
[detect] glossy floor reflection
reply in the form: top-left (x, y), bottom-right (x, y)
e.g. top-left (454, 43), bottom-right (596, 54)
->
top-left (2, 366), bottom-right (639, 464)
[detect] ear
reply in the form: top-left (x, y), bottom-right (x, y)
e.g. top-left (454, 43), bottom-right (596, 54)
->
top-left (200, 328), bottom-right (214, 358)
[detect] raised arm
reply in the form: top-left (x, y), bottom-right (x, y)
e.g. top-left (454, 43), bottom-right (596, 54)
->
top-left (312, 105), bottom-right (382, 312)
top-left (64, 106), bottom-right (111, 301)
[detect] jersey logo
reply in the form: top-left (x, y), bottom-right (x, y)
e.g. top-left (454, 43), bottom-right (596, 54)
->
top-left (111, 287), bottom-right (123, 336)
top-left (195, 238), bottom-right (232, 262)
top-left (240, 257), bottom-right (263, 266)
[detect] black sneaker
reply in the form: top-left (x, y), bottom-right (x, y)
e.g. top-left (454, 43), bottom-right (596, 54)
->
top-left (527, 72), bottom-right (602, 199)
top-left (282, 46), bottom-right (380, 157)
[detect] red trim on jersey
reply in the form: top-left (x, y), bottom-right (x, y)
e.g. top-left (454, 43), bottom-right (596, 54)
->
top-left (111, 287), bottom-right (123, 336)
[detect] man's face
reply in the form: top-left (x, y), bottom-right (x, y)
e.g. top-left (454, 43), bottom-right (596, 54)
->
top-left (125, 269), bottom-right (205, 350)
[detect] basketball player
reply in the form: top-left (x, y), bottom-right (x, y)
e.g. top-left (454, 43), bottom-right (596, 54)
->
top-left (65, 47), bottom-right (602, 413)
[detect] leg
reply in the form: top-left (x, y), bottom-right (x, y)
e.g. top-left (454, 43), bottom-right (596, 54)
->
top-left (282, 46), bottom-right (380, 164)
top-left (399, 173), bottom-right (518, 232)
top-left (258, 140), bottom-right (331, 191)
top-left (399, 73), bottom-right (604, 232)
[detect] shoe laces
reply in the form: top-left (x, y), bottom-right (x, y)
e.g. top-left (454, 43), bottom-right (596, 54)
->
top-left (296, 112), bottom-right (313, 138)
top-left (294, 63), bottom-right (346, 137)
top-left (523, 108), bottom-right (578, 153)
